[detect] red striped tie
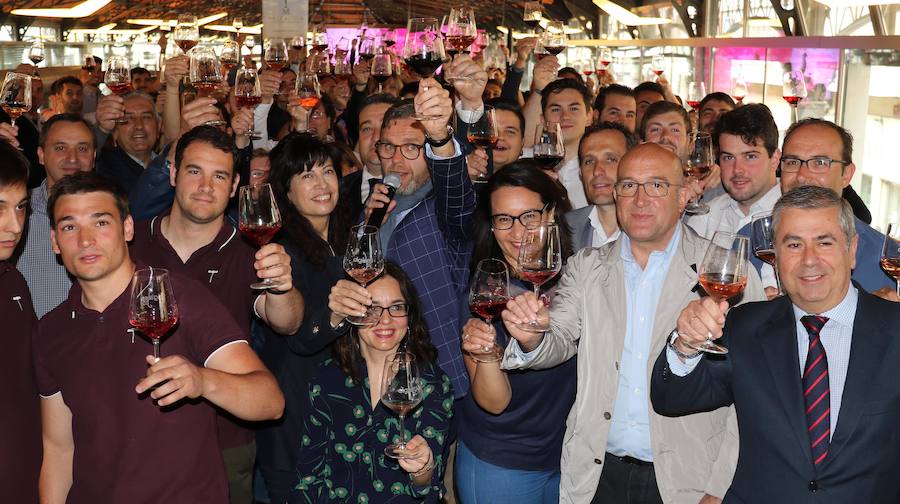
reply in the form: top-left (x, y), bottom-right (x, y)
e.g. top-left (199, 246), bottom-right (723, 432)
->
top-left (801, 315), bottom-right (830, 467)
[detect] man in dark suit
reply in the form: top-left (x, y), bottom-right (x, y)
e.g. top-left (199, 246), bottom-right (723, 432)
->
top-left (365, 83), bottom-right (476, 399)
top-left (95, 92), bottom-right (160, 194)
top-left (565, 122), bottom-right (635, 251)
top-left (340, 94), bottom-right (399, 220)
top-left (651, 185), bottom-right (900, 503)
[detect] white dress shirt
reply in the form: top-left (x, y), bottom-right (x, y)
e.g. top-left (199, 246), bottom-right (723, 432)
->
top-left (686, 184), bottom-right (781, 239)
top-left (588, 206), bottom-right (620, 247)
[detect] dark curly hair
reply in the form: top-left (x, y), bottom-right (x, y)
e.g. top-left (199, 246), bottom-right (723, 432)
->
top-left (712, 103), bottom-right (778, 156)
top-left (268, 132), bottom-right (352, 267)
top-left (332, 262), bottom-right (437, 385)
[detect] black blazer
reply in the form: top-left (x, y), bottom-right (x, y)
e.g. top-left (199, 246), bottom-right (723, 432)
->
top-left (340, 169), bottom-right (365, 220)
top-left (651, 289), bottom-right (900, 503)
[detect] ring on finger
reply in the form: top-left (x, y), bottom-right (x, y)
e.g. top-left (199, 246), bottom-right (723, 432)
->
top-left (463, 333), bottom-right (470, 341)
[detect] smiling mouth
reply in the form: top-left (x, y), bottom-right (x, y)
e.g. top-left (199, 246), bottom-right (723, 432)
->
top-left (311, 194), bottom-right (332, 202)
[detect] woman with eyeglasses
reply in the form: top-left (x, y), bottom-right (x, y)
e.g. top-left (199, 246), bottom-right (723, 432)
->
top-left (290, 262), bottom-right (454, 503)
top-left (454, 160), bottom-right (577, 504)
top-left (254, 132), bottom-right (356, 503)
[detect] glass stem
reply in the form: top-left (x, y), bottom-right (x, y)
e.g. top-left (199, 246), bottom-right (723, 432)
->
top-left (398, 414), bottom-right (407, 449)
top-left (152, 339), bottom-right (160, 362)
top-left (896, 279), bottom-right (899, 297)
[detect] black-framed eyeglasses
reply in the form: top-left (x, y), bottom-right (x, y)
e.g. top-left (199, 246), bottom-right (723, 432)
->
top-left (614, 180), bottom-right (681, 198)
top-left (375, 141), bottom-right (425, 160)
top-left (780, 156), bottom-right (849, 174)
top-left (363, 303), bottom-right (409, 319)
top-left (491, 203), bottom-right (550, 230)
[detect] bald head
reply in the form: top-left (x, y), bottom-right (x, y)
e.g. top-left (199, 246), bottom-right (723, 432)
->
top-left (618, 143), bottom-right (684, 185)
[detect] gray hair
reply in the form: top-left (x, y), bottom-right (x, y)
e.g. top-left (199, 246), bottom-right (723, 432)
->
top-left (380, 99), bottom-right (420, 132)
top-left (772, 185), bottom-right (856, 246)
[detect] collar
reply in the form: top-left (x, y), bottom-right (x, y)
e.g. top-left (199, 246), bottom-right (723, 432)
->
top-left (587, 205), bottom-right (620, 244)
top-left (30, 180), bottom-right (50, 214)
top-left (556, 157), bottom-right (580, 182)
top-left (361, 163), bottom-right (378, 182)
top-left (150, 213), bottom-right (238, 257)
top-left (728, 182), bottom-right (781, 217)
top-left (792, 284), bottom-right (858, 329)
top-left (123, 148), bottom-right (156, 169)
top-left (66, 262), bottom-right (144, 317)
top-left (620, 223), bottom-right (683, 266)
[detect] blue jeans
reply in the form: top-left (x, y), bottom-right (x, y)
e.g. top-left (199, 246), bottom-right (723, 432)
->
top-left (455, 441), bottom-right (560, 504)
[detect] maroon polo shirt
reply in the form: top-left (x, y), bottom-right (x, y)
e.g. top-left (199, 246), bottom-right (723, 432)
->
top-left (129, 215), bottom-right (259, 449)
top-left (0, 262), bottom-right (40, 504)
top-left (32, 271), bottom-right (244, 504)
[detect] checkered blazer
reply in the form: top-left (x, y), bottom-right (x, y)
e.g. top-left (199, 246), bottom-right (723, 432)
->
top-left (386, 152), bottom-right (476, 398)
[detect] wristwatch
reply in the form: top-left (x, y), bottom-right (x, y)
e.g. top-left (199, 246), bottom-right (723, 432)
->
top-left (425, 124), bottom-right (454, 147)
top-left (667, 329), bottom-right (702, 360)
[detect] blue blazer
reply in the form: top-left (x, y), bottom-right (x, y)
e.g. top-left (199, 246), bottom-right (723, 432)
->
top-left (385, 152), bottom-right (476, 398)
top-left (651, 289), bottom-right (900, 503)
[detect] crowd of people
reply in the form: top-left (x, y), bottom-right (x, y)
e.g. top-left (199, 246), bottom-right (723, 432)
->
top-left (1, 32), bottom-right (898, 504)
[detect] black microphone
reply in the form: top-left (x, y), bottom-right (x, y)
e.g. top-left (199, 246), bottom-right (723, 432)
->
top-left (366, 172), bottom-right (402, 228)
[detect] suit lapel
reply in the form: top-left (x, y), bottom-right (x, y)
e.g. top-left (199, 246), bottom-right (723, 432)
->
top-left (821, 292), bottom-right (890, 470)
top-left (580, 216), bottom-right (593, 250)
top-left (758, 298), bottom-right (813, 468)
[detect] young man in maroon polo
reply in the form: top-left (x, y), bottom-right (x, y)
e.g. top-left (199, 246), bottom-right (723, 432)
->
top-left (0, 141), bottom-right (40, 503)
top-left (128, 125), bottom-right (303, 503)
top-left (35, 172), bottom-right (284, 503)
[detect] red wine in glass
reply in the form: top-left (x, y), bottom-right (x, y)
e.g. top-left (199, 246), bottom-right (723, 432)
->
top-left (519, 268), bottom-right (558, 287)
top-left (783, 95), bottom-right (802, 106)
top-left (755, 249), bottom-right (776, 267)
top-left (733, 94), bottom-right (745, 102)
top-left (175, 39), bottom-right (198, 53)
top-left (239, 222), bottom-right (282, 247)
top-left (374, 74), bottom-right (391, 84)
top-left (699, 272), bottom-right (747, 301)
top-left (446, 35), bottom-right (475, 53)
top-left (129, 268), bottom-right (179, 361)
top-left (687, 100), bottom-right (701, 111)
top-left (130, 314), bottom-right (179, 341)
top-left (405, 53), bottom-right (443, 77)
top-left (29, 54), bottom-right (44, 65)
top-left (236, 95), bottom-right (262, 108)
top-left (265, 59), bottom-right (287, 71)
top-left (582, 69), bottom-right (593, 76)
top-left (684, 164), bottom-right (711, 180)
top-left (107, 82), bottom-right (133, 95)
top-left (1, 102), bottom-right (29, 121)
top-left (524, 19), bottom-right (541, 29)
top-left (470, 294), bottom-right (508, 320)
top-left (881, 257), bottom-right (900, 280)
top-left (467, 134), bottom-right (498, 149)
top-left (653, 69), bottom-right (664, 76)
top-left (347, 267), bottom-right (381, 286)
top-left (193, 78), bottom-right (222, 94)
top-left (544, 45), bottom-right (566, 56)
top-left (221, 59), bottom-right (239, 73)
top-left (600, 59), bottom-right (611, 67)
top-left (312, 43), bottom-right (329, 52)
top-left (299, 96), bottom-right (320, 111)
top-left (533, 154), bottom-right (563, 171)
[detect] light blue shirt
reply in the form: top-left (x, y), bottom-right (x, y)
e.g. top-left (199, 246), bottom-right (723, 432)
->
top-left (607, 224), bottom-right (683, 462)
top-left (668, 285), bottom-right (858, 438)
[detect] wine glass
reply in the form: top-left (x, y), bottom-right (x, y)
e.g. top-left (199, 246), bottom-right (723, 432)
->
top-left (220, 39), bottom-right (241, 75)
top-left (243, 35), bottom-right (256, 52)
top-left (308, 51), bottom-right (331, 79)
top-left (334, 37), bottom-right (350, 64)
top-left (687, 81), bottom-right (706, 111)
top-left (596, 48), bottom-right (612, 79)
top-left (173, 15), bottom-right (199, 54)
top-left (533, 121), bottom-right (565, 173)
top-left (372, 52), bottom-right (393, 93)
top-left (445, 7), bottom-right (477, 59)
top-left (190, 46), bottom-right (223, 95)
top-left (466, 105), bottom-right (500, 183)
top-left (881, 222), bottom-right (900, 297)
top-left (1, 73), bottom-right (31, 148)
top-left (404, 17), bottom-right (445, 80)
top-left (523, 1), bottom-right (543, 32)
top-left (468, 259), bottom-right (510, 362)
top-left (517, 222), bottom-right (561, 333)
top-left (129, 267), bottom-right (179, 362)
top-left (310, 24), bottom-right (329, 53)
top-left (28, 40), bottom-right (45, 66)
top-left (234, 67), bottom-right (262, 139)
top-left (697, 231), bottom-right (750, 354)
top-left (732, 78), bottom-right (748, 105)
top-left (358, 35), bottom-right (377, 62)
top-left (541, 21), bottom-right (567, 57)
top-left (238, 183), bottom-right (283, 290)
top-left (293, 71), bottom-right (320, 132)
top-left (82, 54), bottom-right (97, 73)
top-left (382, 352), bottom-right (423, 458)
top-left (651, 54), bottom-right (665, 77)
top-left (264, 38), bottom-right (289, 73)
top-left (684, 131), bottom-right (713, 215)
top-left (232, 17), bottom-right (244, 32)
top-left (289, 35), bottom-right (306, 52)
top-left (750, 211), bottom-right (782, 296)
top-left (343, 224), bottom-right (386, 325)
top-left (782, 70), bottom-right (806, 124)
top-left (103, 56), bottom-right (132, 124)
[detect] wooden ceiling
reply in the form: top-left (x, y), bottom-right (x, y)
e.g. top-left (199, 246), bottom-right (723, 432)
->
top-left (2, 0), bottom-right (603, 34)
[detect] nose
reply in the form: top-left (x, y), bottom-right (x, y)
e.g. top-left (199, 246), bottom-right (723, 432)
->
top-left (509, 220), bottom-right (526, 241)
top-left (800, 243), bottom-right (819, 266)
top-left (1, 213), bottom-right (23, 235)
top-left (77, 226), bottom-right (95, 248)
top-left (633, 184), bottom-right (650, 206)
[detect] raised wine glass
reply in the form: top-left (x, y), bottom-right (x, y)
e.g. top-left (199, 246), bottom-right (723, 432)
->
top-left (651, 54), bottom-right (665, 77)
top-left (2, 72), bottom-right (32, 123)
top-left (541, 21), bottom-right (567, 57)
top-left (372, 51), bottom-right (393, 93)
top-left (523, 1), bottom-right (543, 32)
top-left (173, 15), bottom-right (199, 54)
top-left (517, 221), bottom-right (561, 333)
top-left (310, 24), bottom-right (329, 53)
top-left (782, 70), bottom-right (806, 124)
top-left (220, 39), bottom-right (241, 75)
top-left (684, 131), bottom-right (712, 215)
top-left (732, 78), bottom-right (748, 105)
top-left (358, 35), bottom-right (377, 62)
top-left (189, 47), bottom-right (227, 126)
top-left (595, 48), bottom-right (612, 81)
top-left (293, 71), bottom-right (320, 132)
top-left (344, 224), bottom-right (386, 325)
top-left (129, 267), bottom-right (179, 362)
top-left (234, 67), bottom-right (262, 139)
top-left (104, 56), bottom-right (132, 124)
top-left (468, 259), bottom-right (510, 362)
top-left (466, 105), bottom-right (500, 183)
top-left (28, 40), bottom-right (45, 66)
top-left (264, 39), bottom-right (289, 73)
top-left (533, 121), bottom-right (565, 173)
top-left (238, 183), bottom-right (283, 290)
top-left (445, 7), bottom-right (477, 59)
top-left (334, 37), bottom-right (350, 64)
top-left (243, 35), bottom-right (257, 52)
top-left (289, 35), bottom-right (306, 52)
top-left (382, 352), bottom-right (423, 458)
top-left (697, 232), bottom-right (750, 354)
top-left (881, 222), bottom-right (900, 297)
top-left (750, 212), bottom-right (781, 295)
top-left (687, 81), bottom-right (705, 112)
top-left (404, 17), bottom-right (445, 80)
